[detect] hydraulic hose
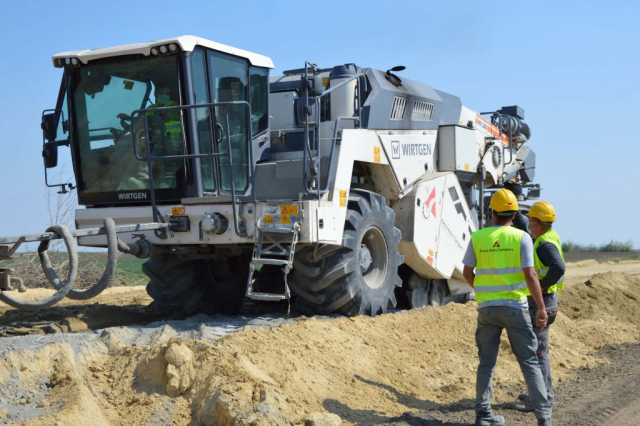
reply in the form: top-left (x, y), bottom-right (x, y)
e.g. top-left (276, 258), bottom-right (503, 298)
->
top-left (47, 218), bottom-right (118, 300)
top-left (0, 225), bottom-right (78, 311)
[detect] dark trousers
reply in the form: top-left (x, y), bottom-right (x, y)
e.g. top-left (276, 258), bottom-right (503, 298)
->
top-left (530, 305), bottom-right (557, 405)
top-left (476, 306), bottom-right (552, 420)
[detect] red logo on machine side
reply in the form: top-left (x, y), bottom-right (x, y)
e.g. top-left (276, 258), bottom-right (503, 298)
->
top-left (423, 187), bottom-right (437, 219)
top-left (493, 241), bottom-right (500, 248)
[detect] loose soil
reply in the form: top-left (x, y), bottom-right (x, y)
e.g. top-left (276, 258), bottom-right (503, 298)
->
top-left (0, 261), bottom-right (639, 425)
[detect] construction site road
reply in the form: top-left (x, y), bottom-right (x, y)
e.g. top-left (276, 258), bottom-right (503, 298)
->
top-left (0, 259), bottom-right (638, 425)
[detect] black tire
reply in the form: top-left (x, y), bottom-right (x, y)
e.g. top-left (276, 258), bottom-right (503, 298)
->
top-left (429, 279), bottom-right (447, 307)
top-left (208, 255), bottom-right (251, 315)
top-left (289, 190), bottom-right (403, 316)
top-left (143, 246), bottom-right (212, 317)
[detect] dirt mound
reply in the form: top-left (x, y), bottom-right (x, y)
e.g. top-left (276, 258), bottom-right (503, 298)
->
top-left (0, 287), bottom-right (160, 336)
top-left (565, 259), bottom-right (599, 268)
top-left (1, 270), bottom-right (639, 425)
top-left (557, 272), bottom-right (640, 350)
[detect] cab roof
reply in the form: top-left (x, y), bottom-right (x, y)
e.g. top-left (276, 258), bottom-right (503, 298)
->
top-left (52, 35), bottom-right (274, 69)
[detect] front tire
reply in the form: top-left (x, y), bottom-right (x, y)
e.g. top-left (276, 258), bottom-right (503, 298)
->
top-left (143, 246), bottom-right (212, 317)
top-left (208, 255), bottom-right (251, 315)
top-left (289, 190), bottom-right (403, 316)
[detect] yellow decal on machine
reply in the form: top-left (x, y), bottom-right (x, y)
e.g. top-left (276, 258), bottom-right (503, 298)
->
top-left (264, 214), bottom-right (296, 225)
top-left (339, 190), bottom-right (348, 207)
top-left (262, 204), bottom-right (299, 225)
top-left (172, 207), bottom-right (186, 216)
top-left (280, 205), bottom-right (298, 216)
top-left (373, 146), bottom-right (381, 163)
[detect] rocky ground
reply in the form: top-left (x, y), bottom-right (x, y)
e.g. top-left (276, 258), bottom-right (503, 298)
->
top-left (0, 260), bottom-right (638, 425)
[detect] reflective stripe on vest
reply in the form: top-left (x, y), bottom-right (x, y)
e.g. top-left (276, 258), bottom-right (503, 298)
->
top-left (471, 226), bottom-right (527, 304)
top-left (529, 229), bottom-right (565, 294)
top-left (476, 267), bottom-right (523, 275)
top-left (474, 281), bottom-right (528, 293)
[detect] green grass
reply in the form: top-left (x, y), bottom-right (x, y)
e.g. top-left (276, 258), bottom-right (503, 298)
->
top-left (596, 255), bottom-right (640, 264)
top-left (562, 240), bottom-right (636, 253)
top-left (0, 252), bottom-right (147, 288)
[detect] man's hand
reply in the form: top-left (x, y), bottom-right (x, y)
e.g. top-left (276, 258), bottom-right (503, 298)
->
top-left (117, 113), bottom-right (131, 120)
top-left (463, 265), bottom-right (475, 287)
top-left (535, 308), bottom-right (548, 331)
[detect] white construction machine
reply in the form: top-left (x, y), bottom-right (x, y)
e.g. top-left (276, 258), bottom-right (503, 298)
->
top-left (0, 36), bottom-right (540, 316)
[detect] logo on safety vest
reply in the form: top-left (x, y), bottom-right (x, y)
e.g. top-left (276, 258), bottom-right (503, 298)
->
top-left (493, 241), bottom-right (500, 248)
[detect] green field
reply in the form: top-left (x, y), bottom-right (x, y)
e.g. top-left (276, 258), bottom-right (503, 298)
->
top-left (0, 252), bottom-right (147, 288)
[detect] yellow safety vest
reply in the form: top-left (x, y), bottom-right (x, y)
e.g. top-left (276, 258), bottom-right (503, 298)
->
top-left (471, 226), bottom-right (528, 304)
top-left (147, 101), bottom-right (182, 151)
top-left (531, 229), bottom-right (565, 294)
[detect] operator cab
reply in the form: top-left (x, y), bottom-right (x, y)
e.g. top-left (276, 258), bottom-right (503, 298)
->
top-left (43, 36), bottom-right (273, 206)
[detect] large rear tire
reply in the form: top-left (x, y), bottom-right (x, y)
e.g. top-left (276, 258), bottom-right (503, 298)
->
top-left (289, 190), bottom-right (403, 316)
top-left (143, 246), bottom-right (212, 317)
top-left (208, 255), bottom-right (251, 315)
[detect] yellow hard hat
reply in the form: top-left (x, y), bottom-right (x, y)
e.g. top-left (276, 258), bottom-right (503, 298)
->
top-left (490, 189), bottom-right (519, 213)
top-left (527, 201), bottom-right (556, 223)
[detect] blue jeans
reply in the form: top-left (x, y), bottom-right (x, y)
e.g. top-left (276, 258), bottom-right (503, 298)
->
top-left (476, 306), bottom-right (552, 420)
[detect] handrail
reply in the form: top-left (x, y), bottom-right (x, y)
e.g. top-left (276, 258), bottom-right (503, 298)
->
top-left (318, 116), bottom-right (360, 195)
top-left (300, 66), bottom-right (366, 198)
top-left (130, 100), bottom-right (253, 238)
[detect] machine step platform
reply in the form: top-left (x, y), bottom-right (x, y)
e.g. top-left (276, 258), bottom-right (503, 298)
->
top-left (246, 222), bottom-right (299, 302)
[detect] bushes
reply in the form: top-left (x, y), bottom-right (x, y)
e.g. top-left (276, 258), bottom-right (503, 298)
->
top-left (0, 252), bottom-right (146, 289)
top-left (562, 240), bottom-right (635, 253)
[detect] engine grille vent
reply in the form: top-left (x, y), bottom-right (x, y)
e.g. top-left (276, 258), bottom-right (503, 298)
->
top-left (411, 100), bottom-right (435, 121)
top-left (390, 96), bottom-right (408, 121)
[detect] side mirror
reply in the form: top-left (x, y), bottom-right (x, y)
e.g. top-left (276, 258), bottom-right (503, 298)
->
top-left (294, 98), bottom-right (317, 128)
top-left (303, 76), bottom-right (324, 97)
top-left (42, 142), bottom-right (59, 168)
top-left (41, 112), bottom-right (57, 142)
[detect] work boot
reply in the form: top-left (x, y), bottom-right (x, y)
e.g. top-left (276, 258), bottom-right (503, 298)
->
top-left (537, 418), bottom-right (552, 426)
top-left (508, 399), bottom-right (534, 412)
top-left (475, 412), bottom-right (505, 426)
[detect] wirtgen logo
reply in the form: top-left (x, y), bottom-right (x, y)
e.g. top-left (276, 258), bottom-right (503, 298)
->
top-left (118, 192), bottom-right (148, 200)
top-left (391, 141), bottom-right (400, 159)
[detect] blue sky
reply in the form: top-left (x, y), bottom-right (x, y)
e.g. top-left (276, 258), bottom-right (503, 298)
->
top-left (0, 0), bottom-right (638, 248)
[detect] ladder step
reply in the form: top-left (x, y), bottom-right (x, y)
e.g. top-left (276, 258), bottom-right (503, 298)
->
top-left (258, 226), bottom-right (296, 235)
top-left (251, 258), bottom-right (290, 266)
top-left (247, 292), bottom-right (287, 301)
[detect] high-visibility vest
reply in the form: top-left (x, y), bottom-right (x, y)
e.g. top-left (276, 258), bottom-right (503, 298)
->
top-left (147, 101), bottom-right (182, 150)
top-left (531, 229), bottom-right (565, 294)
top-left (471, 226), bottom-right (528, 304)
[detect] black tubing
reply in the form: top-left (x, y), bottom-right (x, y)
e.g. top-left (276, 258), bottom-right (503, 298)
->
top-left (47, 218), bottom-right (118, 300)
top-left (0, 225), bottom-right (78, 310)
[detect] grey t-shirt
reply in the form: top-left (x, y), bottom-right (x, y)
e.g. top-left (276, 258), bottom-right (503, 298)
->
top-left (462, 226), bottom-right (534, 309)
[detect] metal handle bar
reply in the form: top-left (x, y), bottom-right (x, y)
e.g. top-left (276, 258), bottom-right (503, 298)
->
top-left (130, 101), bottom-right (253, 238)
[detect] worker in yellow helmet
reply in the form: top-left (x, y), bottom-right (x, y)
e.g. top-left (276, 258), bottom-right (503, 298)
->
top-left (462, 189), bottom-right (552, 426)
top-left (512, 201), bottom-right (565, 412)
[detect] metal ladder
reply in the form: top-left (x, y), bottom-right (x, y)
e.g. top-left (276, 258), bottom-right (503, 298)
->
top-left (246, 221), bottom-right (300, 302)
